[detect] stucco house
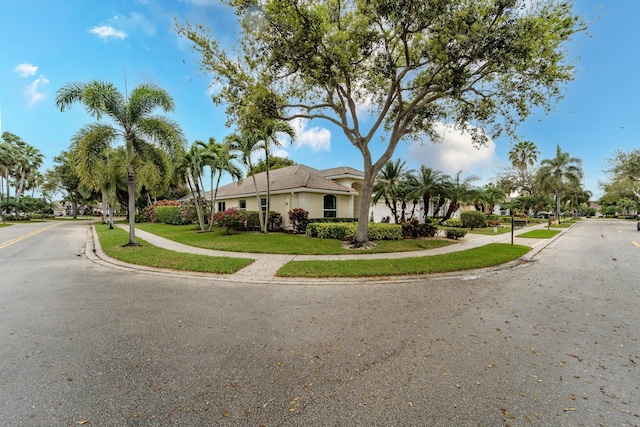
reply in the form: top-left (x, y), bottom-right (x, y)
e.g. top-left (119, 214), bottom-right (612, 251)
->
top-left (202, 164), bottom-right (365, 230)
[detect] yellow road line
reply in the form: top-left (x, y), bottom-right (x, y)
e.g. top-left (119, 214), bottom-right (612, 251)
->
top-left (632, 241), bottom-right (640, 248)
top-left (0, 223), bottom-right (60, 250)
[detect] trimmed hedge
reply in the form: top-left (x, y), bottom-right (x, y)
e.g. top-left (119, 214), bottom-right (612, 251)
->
top-left (446, 229), bottom-right (467, 240)
top-left (306, 222), bottom-right (402, 241)
top-left (461, 210), bottom-right (486, 230)
top-left (443, 218), bottom-right (463, 227)
top-left (155, 206), bottom-right (184, 225)
top-left (401, 219), bottom-right (437, 238)
top-left (307, 217), bottom-right (358, 224)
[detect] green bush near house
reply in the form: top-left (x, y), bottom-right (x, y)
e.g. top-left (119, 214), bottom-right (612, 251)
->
top-left (446, 228), bottom-right (467, 240)
top-left (155, 206), bottom-right (184, 225)
top-left (306, 222), bottom-right (402, 241)
top-left (460, 210), bottom-right (486, 229)
top-left (443, 218), bottom-right (463, 227)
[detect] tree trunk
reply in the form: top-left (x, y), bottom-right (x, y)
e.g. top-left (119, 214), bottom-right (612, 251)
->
top-left (101, 190), bottom-right (108, 224)
top-left (354, 166), bottom-right (375, 246)
top-left (264, 148), bottom-right (270, 233)
top-left (186, 174), bottom-right (206, 232)
top-left (209, 173), bottom-right (222, 232)
top-left (126, 166), bottom-right (138, 245)
top-left (207, 171), bottom-right (215, 231)
top-left (108, 204), bottom-right (114, 229)
top-left (422, 194), bottom-right (431, 223)
top-left (248, 158), bottom-right (265, 232)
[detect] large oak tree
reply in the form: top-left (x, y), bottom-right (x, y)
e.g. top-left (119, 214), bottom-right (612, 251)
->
top-left (177, 0), bottom-right (585, 245)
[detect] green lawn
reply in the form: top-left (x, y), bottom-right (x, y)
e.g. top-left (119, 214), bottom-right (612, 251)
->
top-left (135, 222), bottom-right (455, 255)
top-left (517, 229), bottom-right (561, 239)
top-left (95, 223), bottom-right (253, 274)
top-left (277, 243), bottom-right (531, 277)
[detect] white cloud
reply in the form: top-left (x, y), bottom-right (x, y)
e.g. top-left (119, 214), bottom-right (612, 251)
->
top-left (14, 63), bottom-right (38, 78)
top-left (406, 122), bottom-right (500, 182)
top-left (25, 75), bottom-right (50, 107)
top-left (113, 12), bottom-right (156, 36)
top-left (290, 118), bottom-right (331, 152)
top-left (90, 25), bottom-right (128, 40)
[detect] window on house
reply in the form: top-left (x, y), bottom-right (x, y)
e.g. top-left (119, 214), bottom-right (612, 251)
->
top-left (218, 201), bottom-right (226, 212)
top-left (239, 200), bottom-right (246, 210)
top-left (261, 198), bottom-right (267, 212)
top-left (323, 195), bottom-right (337, 218)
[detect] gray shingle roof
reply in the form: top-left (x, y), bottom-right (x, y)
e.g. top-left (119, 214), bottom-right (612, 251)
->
top-left (209, 164), bottom-right (362, 199)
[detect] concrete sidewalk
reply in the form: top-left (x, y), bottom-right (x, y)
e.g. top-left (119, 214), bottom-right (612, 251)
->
top-left (84, 222), bottom-right (571, 282)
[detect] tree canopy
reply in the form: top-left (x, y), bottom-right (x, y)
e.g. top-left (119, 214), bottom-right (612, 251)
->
top-left (177, 0), bottom-right (585, 244)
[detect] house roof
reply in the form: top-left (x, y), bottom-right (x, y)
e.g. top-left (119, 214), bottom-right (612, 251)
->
top-left (207, 164), bottom-right (362, 199)
top-left (317, 166), bottom-right (364, 179)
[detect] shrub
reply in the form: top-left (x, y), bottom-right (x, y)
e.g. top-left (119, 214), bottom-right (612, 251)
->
top-left (307, 217), bottom-right (358, 223)
top-left (144, 199), bottom-right (181, 223)
top-left (306, 222), bottom-right (402, 241)
top-left (179, 198), bottom-right (210, 225)
top-left (461, 211), bottom-right (486, 230)
top-left (155, 206), bottom-right (184, 225)
top-left (213, 208), bottom-right (247, 233)
top-left (268, 211), bottom-right (283, 231)
top-left (484, 219), bottom-right (502, 227)
top-left (443, 218), bottom-right (462, 227)
top-left (288, 208), bottom-right (309, 233)
top-left (446, 228), bottom-right (467, 240)
top-left (401, 218), bottom-right (437, 238)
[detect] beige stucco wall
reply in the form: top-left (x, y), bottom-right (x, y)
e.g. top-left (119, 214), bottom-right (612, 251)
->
top-left (215, 191), bottom-right (356, 229)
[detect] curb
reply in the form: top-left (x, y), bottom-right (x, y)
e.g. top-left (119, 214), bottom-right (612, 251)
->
top-left (85, 222), bottom-right (575, 285)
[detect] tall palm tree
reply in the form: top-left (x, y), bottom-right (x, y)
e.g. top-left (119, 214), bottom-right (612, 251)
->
top-left (180, 141), bottom-right (209, 232)
top-left (440, 171), bottom-right (480, 223)
top-left (254, 120), bottom-right (295, 233)
top-left (56, 80), bottom-right (185, 245)
top-left (406, 166), bottom-right (446, 222)
top-left (509, 140), bottom-right (540, 172)
top-left (1, 133), bottom-right (20, 215)
top-left (228, 130), bottom-right (266, 232)
top-left (373, 159), bottom-right (412, 223)
top-left (482, 183), bottom-right (506, 215)
top-left (537, 145), bottom-right (583, 222)
top-left (508, 140), bottom-right (540, 196)
top-left (13, 142), bottom-right (44, 204)
top-left (199, 138), bottom-right (243, 232)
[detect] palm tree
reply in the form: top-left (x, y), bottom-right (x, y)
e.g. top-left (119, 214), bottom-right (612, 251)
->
top-left (406, 166), bottom-right (446, 222)
top-left (181, 141), bottom-right (208, 232)
top-left (0, 133), bottom-right (19, 216)
top-left (509, 140), bottom-right (539, 171)
top-left (13, 142), bottom-right (44, 204)
top-left (56, 80), bottom-right (185, 245)
top-left (440, 171), bottom-right (480, 223)
top-left (537, 145), bottom-right (583, 222)
top-left (228, 130), bottom-right (266, 232)
top-left (482, 183), bottom-right (506, 216)
top-left (254, 120), bottom-right (295, 233)
top-left (199, 138), bottom-right (243, 232)
top-left (373, 159), bottom-right (412, 223)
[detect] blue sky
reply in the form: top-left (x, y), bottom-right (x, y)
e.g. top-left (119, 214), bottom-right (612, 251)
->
top-left (1, 0), bottom-right (638, 199)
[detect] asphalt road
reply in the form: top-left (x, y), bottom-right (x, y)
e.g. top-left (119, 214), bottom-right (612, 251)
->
top-left (0, 219), bottom-right (638, 426)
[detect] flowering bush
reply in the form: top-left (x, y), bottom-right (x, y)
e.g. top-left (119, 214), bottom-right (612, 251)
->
top-left (213, 208), bottom-right (247, 234)
top-left (288, 208), bottom-right (309, 233)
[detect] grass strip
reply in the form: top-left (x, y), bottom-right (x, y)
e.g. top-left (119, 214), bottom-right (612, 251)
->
top-left (95, 224), bottom-right (253, 274)
top-left (277, 243), bottom-right (531, 277)
top-left (135, 222), bottom-right (455, 255)
top-left (517, 230), bottom-right (561, 238)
